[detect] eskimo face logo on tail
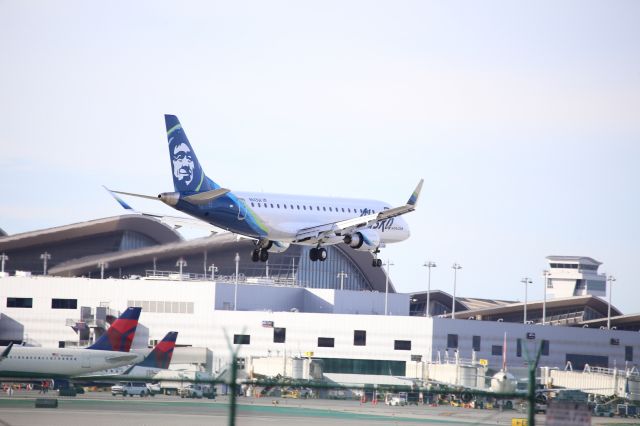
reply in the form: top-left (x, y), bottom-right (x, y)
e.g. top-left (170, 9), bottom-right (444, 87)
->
top-left (172, 142), bottom-right (195, 186)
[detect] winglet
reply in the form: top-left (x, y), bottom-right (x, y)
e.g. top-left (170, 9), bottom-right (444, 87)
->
top-left (103, 186), bottom-right (134, 211)
top-left (407, 179), bottom-right (424, 206)
top-left (1, 342), bottom-right (13, 358)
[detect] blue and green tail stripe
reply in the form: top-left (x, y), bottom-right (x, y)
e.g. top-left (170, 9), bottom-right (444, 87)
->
top-left (407, 179), bottom-right (424, 206)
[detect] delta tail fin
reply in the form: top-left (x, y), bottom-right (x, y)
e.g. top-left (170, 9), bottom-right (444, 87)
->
top-left (136, 331), bottom-right (178, 369)
top-left (165, 115), bottom-right (220, 193)
top-left (87, 307), bottom-right (141, 352)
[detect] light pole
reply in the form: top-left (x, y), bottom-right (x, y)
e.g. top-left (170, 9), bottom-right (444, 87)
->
top-left (176, 258), bottom-right (187, 281)
top-left (40, 252), bottom-right (51, 276)
top-left (234, 253), bottom-right (240, 311)
top-left (451, 263), bottom-right (462, 318)
top-left (384, 259), bottom-right (394, 315)
top-left (607, 275), bottom-right (616, 329)
top-left (423, 261), bottom-right (437, 317)
top-left (208, 264), bottom-right (218, 281)
top-left (521, 277), bottom-right (532, 324)
top-left (0, 253), bottom-right (8, 274)
top-left (97, 261), bottom-right (109, 280)
top-left (542, 270), bottom-right (550, 325)
top-left (337, 271), bottom-right (348, 290)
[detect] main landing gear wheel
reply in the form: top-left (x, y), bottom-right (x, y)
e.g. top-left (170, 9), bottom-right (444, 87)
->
top-left (317, 247), bottom-right (327, 261)
top-left (251, 248), bottom-right (269, 262)
top-left (260, 249), bottom-right (269, 262)
top-left (372, 258), bottom-right (383, 267)
top-left (309, 247), bottom-right (328, 262)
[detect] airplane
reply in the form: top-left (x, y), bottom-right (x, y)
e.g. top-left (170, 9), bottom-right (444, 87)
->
top-left (108, 115), bottom-right (422, 267)
top-left (73, 331), bottom-right (178, 382)
top-left (0, 307), bottom-right (144, 379)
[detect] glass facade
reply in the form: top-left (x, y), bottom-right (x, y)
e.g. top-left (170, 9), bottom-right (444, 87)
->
top-left (119, 231), bottom-right (157, 251)
top-left (297, 246), bottom-right (370, 290)
top-left (317, 358), bottom-right (406, 376)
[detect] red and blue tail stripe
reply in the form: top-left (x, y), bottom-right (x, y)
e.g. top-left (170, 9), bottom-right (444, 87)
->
top-left (138, 331), bottom-right (178, 369)
top-left (87, 307), bottom-right (141, 352)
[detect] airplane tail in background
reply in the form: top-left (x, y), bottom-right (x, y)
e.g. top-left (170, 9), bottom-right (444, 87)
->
top-left (137, 331), bottom-right (178, 369)
top-left (87, 307), bottom-right (142, 352)
top-left (165, 114), bottom-right (220, 193)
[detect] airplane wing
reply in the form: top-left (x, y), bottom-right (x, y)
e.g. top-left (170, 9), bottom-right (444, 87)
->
top-left (104, 187), bottom-right (227, 234)
top-left (294, 179), bottom-right (423, 243)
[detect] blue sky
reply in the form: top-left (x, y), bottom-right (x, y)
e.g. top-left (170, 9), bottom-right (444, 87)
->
top-left (1, 1), bottom-right (639, 312)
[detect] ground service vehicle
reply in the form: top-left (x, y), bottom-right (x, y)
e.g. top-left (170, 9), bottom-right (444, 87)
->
top-left (111, 382), bottom-right (151, 397)
top-left (593, 404), bottom-right (614, 417)
top-left (179, 384), bottom-right (215, 399)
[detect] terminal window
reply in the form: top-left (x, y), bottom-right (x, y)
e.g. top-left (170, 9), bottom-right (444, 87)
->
top-left (6, 297), bottom-right (32, 308)
top-left (626, 346), bottom-right (633, 362)
top-left (273, 328), bottom-right (286, 343)
top-left (472, 336), bottom-right (481, 352)
top-left (318, 337), bottom-right (335, 348)
top-left (541, 340), bottom-right (550, 356)
top-left (394, 340), bottom-right (411, 351)
top-left (491, 345), bottom-right (502, 356)
top-left (52, 298), bottom-right (77, 310)
top-left (354, 330), bottom-right (366, 346)
top-left (233, 334), bottom-right (250, 345)
top-left (447, 334), bottom-right (458, 349)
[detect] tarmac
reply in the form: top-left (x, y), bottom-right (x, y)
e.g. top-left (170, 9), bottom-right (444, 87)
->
top-left (0, 391), bottom-right (637, 426)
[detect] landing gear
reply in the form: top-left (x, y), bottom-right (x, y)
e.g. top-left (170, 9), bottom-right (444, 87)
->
top-left (251, 248), bottom-right (269, 262)
top-left (309, 247), bottom-right (327, 262)
top-left (372, 258), bottom-right (383, 267)
top-left (260, 249), bottom-right (269, 262)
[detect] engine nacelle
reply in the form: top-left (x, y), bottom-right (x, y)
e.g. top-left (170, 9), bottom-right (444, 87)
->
top-left (343, 229), bottom-right (380, 251)
top-left (262, 240), bottom-right (290, 254)
top-left (158, 192), bottom-right (180, 206)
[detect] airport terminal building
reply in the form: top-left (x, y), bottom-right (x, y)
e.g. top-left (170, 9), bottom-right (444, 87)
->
top-left (1, 216), bottom-right (639, 396)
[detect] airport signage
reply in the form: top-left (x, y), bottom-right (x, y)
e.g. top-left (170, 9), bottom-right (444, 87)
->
top-left (411, 355), bottom-right (422, 362)
top-left (610, 338), bottom-right (620, 346)
top-left (261, 321), bottom-right (274, 328)
top-left (526, 332), bottom-right (536, 340)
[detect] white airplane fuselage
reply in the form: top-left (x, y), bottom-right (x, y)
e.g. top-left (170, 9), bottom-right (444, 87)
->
top-left (0, 346), bottom-right (142, 379)
top-left (175, 191), bottom-right (411, 244)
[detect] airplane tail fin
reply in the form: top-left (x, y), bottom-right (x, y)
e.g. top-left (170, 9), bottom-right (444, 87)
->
top-left (137, 331), bottom-right (178, 369)
top-left (165, 115), bottom-right (220, 193)
top-left (87, 307), bottom-right (141, 352)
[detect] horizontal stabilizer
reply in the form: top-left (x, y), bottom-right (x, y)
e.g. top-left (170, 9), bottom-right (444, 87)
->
top-left (182, 188), bottom-right (230, 205)
top-left (106, 354), bottom-right (140, 364)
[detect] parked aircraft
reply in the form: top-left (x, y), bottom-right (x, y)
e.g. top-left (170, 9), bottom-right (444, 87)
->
top-left (74, 331), bottom-right (178, 381)
top-left (108, 115), bottom-right (422, 267)
top-left (0, 307), bottom-right (143, 379)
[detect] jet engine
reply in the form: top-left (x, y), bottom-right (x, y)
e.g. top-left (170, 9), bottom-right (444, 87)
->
top-left (343, 229), bottom-right (380, 251)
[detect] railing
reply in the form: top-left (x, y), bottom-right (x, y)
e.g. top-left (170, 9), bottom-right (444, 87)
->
top-left (143, 270), bottom-right (301, 286)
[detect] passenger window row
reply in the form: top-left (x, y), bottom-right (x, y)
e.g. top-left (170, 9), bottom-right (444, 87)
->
top-left (248, 202), bottom-right (376, 215)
